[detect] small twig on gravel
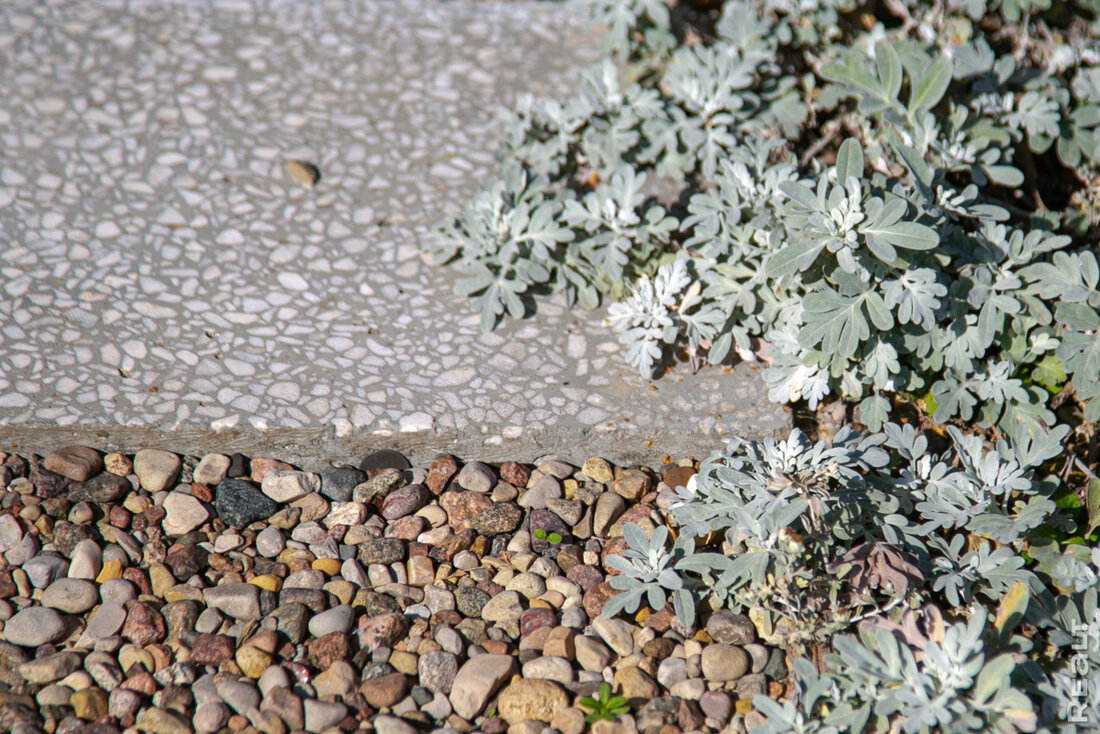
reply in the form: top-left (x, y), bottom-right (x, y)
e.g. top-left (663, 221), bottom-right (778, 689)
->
top-left (847, 595), bottom-right (906, 626)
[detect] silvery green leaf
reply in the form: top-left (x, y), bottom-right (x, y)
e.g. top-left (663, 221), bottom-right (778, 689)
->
top-left (835, 138), bottom-right (864, 185)
top-left (601, 586), bottom-right (644, 618)
top-left (858, 394), bottom-right (890, 432)
top-left (766, 237), bottom-right (827, 277)
top-left (1024, 251), bottom-right (1100, 305)
top-left (606, 554), bottom-right (640, 577)
top-left (984, 164), bottom-right (1025, 187)
top-left (882, 269), bottom-right (947, 329)
top-left (859, 202), bottom-right (939, 255)
top-left (931, 376), bottom-right (979, 423)
top-left (657, 568), bottom-right (683, 590)
top-left (908, 55), bottom-right (953, 115)
top-left (622, 522), bottom-right (652, 555)
top-left (798, 287), bottom-right (875, 359)
top-left (676, 552), bottom-right (734, 575)
top-left (975, 361), bottom-right (1030, 406)
top-left (1008, 91), bottom-right (1062, 145)
top-left (671, 588), bottom-right (696, 629)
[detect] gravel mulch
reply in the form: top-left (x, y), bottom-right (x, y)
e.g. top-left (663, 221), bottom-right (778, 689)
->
top-left (0, 446), bottom-right (791, 734)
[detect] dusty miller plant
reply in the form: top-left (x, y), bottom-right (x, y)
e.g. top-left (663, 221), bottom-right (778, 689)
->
top-left (425, 0), bottom-right (1100, 434)
top-left (602, 422), bottom-right (1098, 732)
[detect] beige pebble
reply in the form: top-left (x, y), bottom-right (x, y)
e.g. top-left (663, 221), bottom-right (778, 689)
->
top-left (287, 160), bottom-right (320, 187)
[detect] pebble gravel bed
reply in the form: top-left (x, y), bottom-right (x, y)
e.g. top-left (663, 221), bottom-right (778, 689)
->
top-left (0, 445), bottom-right (792, 734)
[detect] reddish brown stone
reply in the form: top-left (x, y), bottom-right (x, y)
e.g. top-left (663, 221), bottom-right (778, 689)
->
top-left (123, 567), bottom-right (152, 595)
top-left (662, 465), bottom-right (695, 489)
top-left (122, 671), bottom-right (157, 695)
top-left (601, 538), bottom-right (628, 574)
top-left (566, 564), bottom-right (604, 591)
top-left (475, 580), bottom-right (504, 597)
top-left (165, 544), bottom-right (208, 580)
top-left (356, 613), bottom-right (408, 652)
top-left (520, 608), bottom-right (557, 637)
top-left (615, 505), bottom-right (653, 529)
top-left (428, 528), bottom-right (475, 563)
top-left (43, 446), bottom-right (102, 482)
top-left (381, 484), bottom-right (430, 520)
top-left (162, 545), bottom-right (207, 581)
top-left (250, 458), bottom-right (294, 484)
top-left (190, 483), bottom-right (214, 502)
top-left (678, 699), bottom-right (704, 730)
top-left (306, 632), bottom-right (350, 668)
top-left (344, 691), bottom-right (371, 721)
top-left (433, 610), bottom-right (463, 627)
top-left (262, 686), bottom-right (304, 729)
top-left (109, 505), bottom-right (131, 529)
top-left (190, 634), bottom-right (234, 665)
top-left (30, 461), bottom-right (71, 499)
top-left (0, 570), bottom-right (17, 599)
top-left (499, 462), bottom-right (530, 488)
top-left (385, 516), bottom-right (424, 541)
top-left (644, 607), bottom-right (676, 632)
top-left (122, 601), bottom-right (166, 646)
top-left (583, 582), bottom-right (618, 618)
top-left (133, 505), bottom-right (167, 532)
top-left (360, 672), bottom-right (409, 708)
top-left (481, 640), bottom-right (510, 655)
top-left (439, 491), bottom-right (492, 532)
top-left (426, 455), bottom-right (459, 496)
top-left (3, 455), bottom-right (28, 478)
top-left (149, 645), bottom-right (172, 673)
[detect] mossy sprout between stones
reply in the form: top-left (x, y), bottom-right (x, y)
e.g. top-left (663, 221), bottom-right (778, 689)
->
top-left (599, 421), bottom-right (1100, 731)
top-left (426, 0), bottom-right (1100, 435)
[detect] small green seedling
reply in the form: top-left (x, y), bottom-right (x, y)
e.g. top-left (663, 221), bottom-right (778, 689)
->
top-left (579, 682), bottom-right (629, 723)
top-left (532, 528), bottom-right (563, 544)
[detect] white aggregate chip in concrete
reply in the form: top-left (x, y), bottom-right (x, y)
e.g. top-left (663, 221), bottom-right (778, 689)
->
top-left (0, 0), bottom-right (787, 462)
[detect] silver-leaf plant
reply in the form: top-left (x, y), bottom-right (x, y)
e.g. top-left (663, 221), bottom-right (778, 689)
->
top-left (425, 0), bottom-right (1100, 434)
top-left (603, 422), bottom-right (1097, 732)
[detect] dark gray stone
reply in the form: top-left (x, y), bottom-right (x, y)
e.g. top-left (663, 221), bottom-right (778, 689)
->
top-left (359, 450), bottom-right (411, 474)
top-left (472, 503), bottom-right (523, 536)
top-left (357, 538), bottom-right (405, 565)
top-left (70, 473), bottom-right (130, 504)
top-left (454, 587), bottom-right (491, 618)
top-left (215, 478), bottom-right (277, 527)
top-left (320, 466), bottom-right (367, 502)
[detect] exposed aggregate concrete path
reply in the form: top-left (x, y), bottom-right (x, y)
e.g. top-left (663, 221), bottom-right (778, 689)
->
top-left (0, 0), bottom-right (787, 465)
